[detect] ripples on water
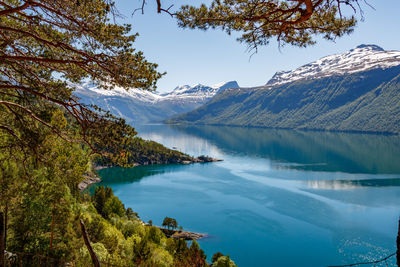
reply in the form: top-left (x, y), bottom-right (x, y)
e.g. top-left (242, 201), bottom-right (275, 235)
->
top-left (98, 124), bottom-right (400, 267)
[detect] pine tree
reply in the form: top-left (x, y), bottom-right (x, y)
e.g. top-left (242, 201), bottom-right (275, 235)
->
top-left (0, 0), bottom-right (163, 156)
top-left (175, 0), bottom-right (360, 50)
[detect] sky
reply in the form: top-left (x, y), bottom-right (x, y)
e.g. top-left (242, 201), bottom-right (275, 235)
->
top-left (115, 0), bottom-right (400, 93)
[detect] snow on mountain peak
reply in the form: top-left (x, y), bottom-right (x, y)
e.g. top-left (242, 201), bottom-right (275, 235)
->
top-left (266, 44), bottom-right (400, 86)
top-left (73, 81), bottom-right (161, 103)
top-left (74, 80), bottom-right (239, 105)
top-left (168, 81), bottom-right (239, 97)
top-left (211, 81), bottom-right (240, 90)
top-left (73, 80), bottom-right (240, 123)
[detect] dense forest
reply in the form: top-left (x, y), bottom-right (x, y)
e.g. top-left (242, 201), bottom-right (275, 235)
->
top-left (94, 137), bottom-right (194, 167)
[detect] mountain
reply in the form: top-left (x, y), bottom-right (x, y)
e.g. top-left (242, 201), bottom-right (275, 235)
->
top-left (266, 44), bottom-right (400, 86)
top-left (73, 81), bottom-right (239, 124)
top-left (168, 45), bottom-right (400, 134)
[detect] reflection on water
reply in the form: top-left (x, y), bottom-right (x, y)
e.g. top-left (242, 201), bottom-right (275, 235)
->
top-left (166, 124), bottom-right (400, 174)
top-left (307, 177), bottom-right (400, 190)
top-left (98, 124), bottom-right (400, 267)
top-left (99, 164), bottom-right (190, 185)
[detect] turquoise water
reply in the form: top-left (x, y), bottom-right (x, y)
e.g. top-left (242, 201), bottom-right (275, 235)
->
top-left (98, 124), bottom-right (400, 267)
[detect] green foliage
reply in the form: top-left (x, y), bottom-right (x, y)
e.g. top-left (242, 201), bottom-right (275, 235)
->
top-left (104, 196), bottom-right (125, 218)
top-left (93, 186), bottom-right (114, 217)
top-left (0, 120), bottom-right (215, 266)
top-left (126, 207), bottom-right (139, 220)
top-left (0, 1), bottom-right (236, 266)
top-left (211, 252), bottom-right (237, 267)
top-left (150, 246), bottom-right (174, 266)
top-left (94, 136), bottom-right (194, 167)
top-left (132, 238), bottom-right (152, 265)
top-left (0, 0), bottom-right (163, 158)
top-left (79, 242), bottom-right (110, 265)
top-left (213, 255), bottom-right (237, 267)
top-left (2, 130), bottom-right (87, 259)
top-left (86, 215), bottom-right (106, 243)
top-left (176, 0), bottom-right (357, 50)
top-left (190, 240), bottom-right (201, 251)
top-left (120, 221), bottom-right (137, 238)
top-left (172, 239), bottom-right (208, 266)
top-left (147, 226), bottom-right (163, 245)
top-left (92, 185), bottom-right (125, 219)
top-left (212, 252), bottom-right (224, 263)
top-left (162, 217), bottom-right (178, 230)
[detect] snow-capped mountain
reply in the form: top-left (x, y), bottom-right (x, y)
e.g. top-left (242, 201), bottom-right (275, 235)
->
top-left (166, 81), bottom-right (240, 97)
top-left (170, 44), bottom-right (400, 134)
top-left (73, 81), bottom-right (239, 124)
top-left (266, 44), bottom-right (400, 86)
top-left (74, 82), bottom-right (162, 103)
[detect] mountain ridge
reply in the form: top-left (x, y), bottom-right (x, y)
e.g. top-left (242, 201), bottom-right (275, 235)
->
top-left (266, 44), bottom-right (400, 87)
top-left (168, 45), bottom-right (400, 134)
top-left (73, 81), bottom-right (239, 123)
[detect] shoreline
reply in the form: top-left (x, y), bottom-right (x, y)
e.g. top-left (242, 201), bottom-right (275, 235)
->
top-left (166, 122), bottom-right (400, 136)
top-left (140, 222), bottom-right (207, 240)
top-left (79, 156), bottom-right (218, 239)
top-left (78, 174), bottom-right (102, 191)
top-left (79, 176), bottom-right (208, 240)
top-left (80, 155), bottom-right (222, 191)
top-left (94, 155), bottom-right (222, 170)
top-left (159, 228), bottom-right (207, 240)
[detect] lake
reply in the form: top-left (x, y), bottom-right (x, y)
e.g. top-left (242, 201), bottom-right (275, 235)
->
top-left (97, 124), bottom-right (400, 267)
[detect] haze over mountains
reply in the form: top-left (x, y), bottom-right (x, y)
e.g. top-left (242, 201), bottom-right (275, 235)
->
top-left (169, 45), bottom-right (400, 134)
top-left (74, 44), bottom-right (400, 134)
top-left (74, 81), bottom-right (239, 123)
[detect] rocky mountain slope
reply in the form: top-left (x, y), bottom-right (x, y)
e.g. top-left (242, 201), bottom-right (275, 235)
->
top-left (267, 44), bottom-right (400, 86)
top-left (168, 45), bottom-right (400, 134)
top-left (73, 81), bottom-right (239, 124)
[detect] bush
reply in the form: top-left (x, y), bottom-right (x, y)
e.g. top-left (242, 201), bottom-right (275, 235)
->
top-left (213, 255), bottom-right (237, 267)
top-left (147, 226), bottom-right (163, 245)
top-left (104, 196), bottom-right (125, 218)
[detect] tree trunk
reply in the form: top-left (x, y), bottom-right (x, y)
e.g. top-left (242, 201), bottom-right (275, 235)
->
top-left (0, 212), bottom-right (4, 267)
top-left (397, 218), bottom-right (400, 267)
top-left (80, 219), bottom-right (100, 267)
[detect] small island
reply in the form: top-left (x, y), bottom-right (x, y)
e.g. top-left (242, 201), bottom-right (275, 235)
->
top-left (148, 217), bottom-right (207, 240)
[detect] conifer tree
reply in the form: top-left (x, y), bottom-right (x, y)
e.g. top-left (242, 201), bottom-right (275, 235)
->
top-left (176, 0), bottom-right (361, 50)
top-left (0, 0), bottom-right (163, 156)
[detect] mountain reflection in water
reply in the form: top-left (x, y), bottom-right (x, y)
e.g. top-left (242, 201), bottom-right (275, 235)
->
top-left (97, 124), bottom-right (400, 267)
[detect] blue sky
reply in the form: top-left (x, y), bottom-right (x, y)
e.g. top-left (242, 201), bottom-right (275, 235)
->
top-left (115, 0), bottom-right (400, 93)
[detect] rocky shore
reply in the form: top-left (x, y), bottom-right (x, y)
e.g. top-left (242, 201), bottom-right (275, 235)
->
top-left (182, 155), bottom-right (223, 164)
top-left (193, 155), bottom-right (223, 163)
top-left (171, 230), bottom-right (207, 240)
top-left (159, 228), bottom-right (207, 240)
top-left (78, 174), bottom-right (102, 191)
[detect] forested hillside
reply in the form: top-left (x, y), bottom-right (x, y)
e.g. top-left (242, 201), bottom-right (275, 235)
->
top-left (0, 1), bottom-right (231, 266)
top-left (169, 66), bottom-right (400, 134)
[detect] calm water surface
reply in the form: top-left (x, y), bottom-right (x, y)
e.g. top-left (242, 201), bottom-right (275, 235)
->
top-left (98, 124), bottom-right (400, 267)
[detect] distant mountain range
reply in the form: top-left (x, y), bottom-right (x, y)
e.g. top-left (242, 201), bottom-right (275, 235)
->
top-left (168, 45), bottom-right (400, 134)
top-left (74, 81), bottom-right (239, 123)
